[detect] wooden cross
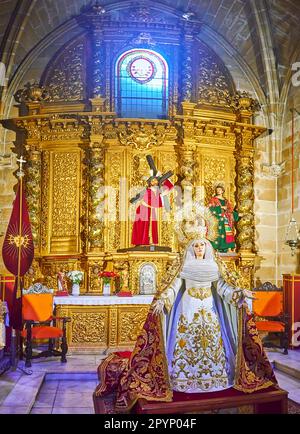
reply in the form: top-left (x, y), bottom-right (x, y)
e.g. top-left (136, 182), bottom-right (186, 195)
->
top-left (130, 155), bottom-right (173, 206)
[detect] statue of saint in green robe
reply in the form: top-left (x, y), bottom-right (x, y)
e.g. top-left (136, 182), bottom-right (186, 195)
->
top-left (208, 184), bottom-right (239, 253)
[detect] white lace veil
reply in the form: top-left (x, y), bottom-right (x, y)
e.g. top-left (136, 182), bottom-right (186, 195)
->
top-left (179, 238), bottom-right (220, 283)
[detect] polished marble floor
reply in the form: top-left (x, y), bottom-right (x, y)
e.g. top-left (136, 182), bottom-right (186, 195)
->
top-left (0, 349), bottom-right (299, 414)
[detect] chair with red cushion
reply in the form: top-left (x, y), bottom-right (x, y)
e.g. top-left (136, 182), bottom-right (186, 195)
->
top-left (253, 282), bottom-right (289, 354)
top-left (21, 291), bottom-right (70, 367)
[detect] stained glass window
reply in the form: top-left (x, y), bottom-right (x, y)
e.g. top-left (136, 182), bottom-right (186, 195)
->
top-left (115, 49), bottom-right (169, 119)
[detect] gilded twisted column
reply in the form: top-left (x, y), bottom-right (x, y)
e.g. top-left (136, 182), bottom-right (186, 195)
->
top-left (236, 141), bottom-right (255, 252)
top-left (88, 142), bottom-right (105, 251)
top-left (178, 103), bottom-right (197, 203)
top-left (25, 148), bottom-right (42, 250)
top-left (234, 95), bottom-right (260, 253)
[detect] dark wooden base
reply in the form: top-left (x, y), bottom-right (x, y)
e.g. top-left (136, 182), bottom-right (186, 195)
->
top-left (117, 245), bottom-right (171, 252)
top-left (133, 386), bottom-right (288, 414)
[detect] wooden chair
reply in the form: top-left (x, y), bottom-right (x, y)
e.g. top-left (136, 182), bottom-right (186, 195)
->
top-left (253, 282), bottom-right (289, 354)
top-left (20, 291), bottom-right (71, 367)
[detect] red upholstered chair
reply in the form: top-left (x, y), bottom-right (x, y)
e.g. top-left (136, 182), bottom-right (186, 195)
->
top-left (253, 282), bottom-right (289, 354)
top-left (21, 288), bottom-right (70, 367)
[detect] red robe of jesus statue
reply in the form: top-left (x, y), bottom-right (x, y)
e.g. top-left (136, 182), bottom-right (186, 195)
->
top-left (131, 179), bottom-right (173, 246)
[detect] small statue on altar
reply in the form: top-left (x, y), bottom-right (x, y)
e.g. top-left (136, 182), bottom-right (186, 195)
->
top-left (208, 183), bottom-right (239, 253)
top-left (56, 270), bottom-right (69, 296)
top-left (120, 263), bottom-right (129, 292)
top-left (114, 262), bottom-right (131, 296)
top-left (130, 155), bottom-right (174, 246)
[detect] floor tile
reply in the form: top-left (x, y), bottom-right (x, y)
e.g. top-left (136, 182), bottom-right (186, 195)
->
top-left (275, 371), bottom-right (300, 391)
top-left (0, 384), bottom-right (15, 405)
top-left (45, 373), bottom-right (97, 381)
top-left (287, 390), bottom-right (300, 404)
top-left (57, 380), bottom-right (97, 393)
top-left (33, 392), bottom-right (56, 408)
top-left (30, 407), bottom-right (52, 414)
top-left (54, 391), bottom-right (93, 408)
top-left (0, 406), bottom-right (28, 414)
top-left (52, 407), bottom-right (94, 414)
top-left (38, 380), bottom-right (59, 393)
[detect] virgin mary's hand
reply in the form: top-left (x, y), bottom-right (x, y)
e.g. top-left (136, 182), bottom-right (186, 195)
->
top-left (152, 299), bottom-right (165, 316)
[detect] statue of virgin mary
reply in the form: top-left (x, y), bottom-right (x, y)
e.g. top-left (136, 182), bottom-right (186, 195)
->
top-left (95, 204), bottom-right (277, 412)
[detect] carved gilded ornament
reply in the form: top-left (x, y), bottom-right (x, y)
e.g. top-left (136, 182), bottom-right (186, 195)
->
top-left (41, 119), bottom-right (85, 142)
top-left (118, 123), bottom-right (173, 151)
top-left (236, 150), bottom-right (255, 251)
top-left (197, 47), bottom-right (233, 107)
top-left (87, 143), bottom-right (105, 250)
top-left (52, 152), bottom-right (79, 238)
top-left (181, 36), bottom-right (193, 102)
top-left (41, 151), bottom-right (50, 251)
top-left (119, 308), bottom-right (149, 343)
top-left (14, 82), bottom-right (50, 104)
top-left (23, 259), bottom-right (44, 290)
top-left (131, 153), bottom-right (150, 187)
top-left (109, 308), bottom-right (118, 346)
top-left (43, 39), bottom-right (85, 102)
top-left (25, 149), bottom-right (41, 247)
top-left (160, 255), bottom-right (182, 292)
top-left (203, 156), bottom-right (226, 205)
top-left (232, 92), bottom-right (261, 114)
top-left (216, 256), bottom-right (253, 290)
top-left (92, 35), bottom-right (105, 98)
top-left (87, 261), bottom-right (105, 293)
top-left (106, 152), bottom-right (122, 251)
top-left (71, 312), bottom-right (107, 343)
top-left (114, 261), bottom-right (130, 293)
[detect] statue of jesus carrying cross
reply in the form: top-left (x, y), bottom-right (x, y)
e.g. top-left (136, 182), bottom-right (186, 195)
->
top-left (130, 155), bottom-right (174, 246)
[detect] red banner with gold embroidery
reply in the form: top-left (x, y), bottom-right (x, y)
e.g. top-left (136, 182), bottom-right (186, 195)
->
top-left (2, 181), bottom-right (34, 329)
top-left (2, 182), bottom-right (34, 276)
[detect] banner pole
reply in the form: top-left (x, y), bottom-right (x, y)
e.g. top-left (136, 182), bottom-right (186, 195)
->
top-left (13, 156), bottom-right (26, 368)
top-left (17, 175), bottom-right (23, 298)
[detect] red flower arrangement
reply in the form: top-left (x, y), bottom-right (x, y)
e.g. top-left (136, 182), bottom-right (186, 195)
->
top-left (99, 271), bottom-right (119, 284)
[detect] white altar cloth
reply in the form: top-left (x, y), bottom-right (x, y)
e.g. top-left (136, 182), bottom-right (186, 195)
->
top-left (54, 295), bottom-right (154, 306)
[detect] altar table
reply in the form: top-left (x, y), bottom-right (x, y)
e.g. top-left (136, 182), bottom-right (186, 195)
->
top-left (54, 295), bottom-right (153, 353)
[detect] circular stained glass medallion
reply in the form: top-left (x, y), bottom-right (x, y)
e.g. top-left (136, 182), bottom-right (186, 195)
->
top-left (127, 56), bottom-right (156, 83)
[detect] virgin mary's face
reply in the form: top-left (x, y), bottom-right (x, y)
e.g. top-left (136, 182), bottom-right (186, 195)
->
top-left (193, 241), bottom-right (206, 259)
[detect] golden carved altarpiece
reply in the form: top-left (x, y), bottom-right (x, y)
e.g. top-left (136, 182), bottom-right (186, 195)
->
top-left (1, 3), bottom-right (265, 350)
